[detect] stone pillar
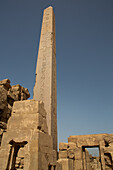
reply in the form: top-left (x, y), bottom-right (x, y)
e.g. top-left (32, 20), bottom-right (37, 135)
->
top-left (99, 141), bottom-right (106, 170)
top-left (82, 148), bottom-right (87, 170)
top-left (58, 159), bottom-right (73, 170)
top-left (33, 6), bottom-right (57, 151)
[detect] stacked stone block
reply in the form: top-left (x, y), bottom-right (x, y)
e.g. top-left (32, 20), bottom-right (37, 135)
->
top-left (58, 134), bottom-right (113, 170)
top-left (0, 79), bottom-right (30, 145)
top-left (58, 143), bottom-right (75, 170)
top-left (0, 100), bottom-right (60, 170)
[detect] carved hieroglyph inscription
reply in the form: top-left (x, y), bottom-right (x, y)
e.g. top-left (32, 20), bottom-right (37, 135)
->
top-left (33, 6), bottom-right (57, 151)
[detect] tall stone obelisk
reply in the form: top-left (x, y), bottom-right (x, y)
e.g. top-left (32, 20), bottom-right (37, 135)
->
top-left (33, 6), bottom-right (57, 151)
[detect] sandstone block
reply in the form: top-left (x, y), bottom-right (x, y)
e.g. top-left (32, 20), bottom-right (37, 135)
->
top-left (0, 79), bottom-right (11, 90)
top-left (74, 159), bottom-right (83, 170)
top-left (0, 86), bottom-right (7, 105)
top-left (74, 147), bottom-right (82, 160)
top-left (38, 101), bottom-right (46, 118)
top-left (12, 84), bottom-right (21, 91)
top-left (67, 149), bottom-right (74, 159)
top-left (0, 79), bottom-right (10, 84)
top-left (21, 86), bottom-right (30, 98)
top-left (21, 93), bottom-right (27, 100)
top-left (59, 143), bottom-right (68, 151)
top-left (56, 161), bottom-right (62, 170)
top-left (68, 142), bottom-right (76, 150)
top-left (59, 151), bottom-right (67, 159)
top-left (41, 118), bottom-right (48, 133)
top-left (104, 135), bottom-right (113, 145)
top-left (0, 79), bottom-right (30, 133)
top-left (12, 100), bottom-right (39, 114)
top-left (7, 90), bottom-right (16, 101)
top-left (38, 131), bottom-right (53, 148)
top-left (58, 159), bottom-right (73, 170)
top-left (39, 145), bottom-right (53, 154)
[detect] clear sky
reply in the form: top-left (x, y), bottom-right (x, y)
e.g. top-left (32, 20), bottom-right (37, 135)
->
top-left (0, 0), bottom-right (113, 145)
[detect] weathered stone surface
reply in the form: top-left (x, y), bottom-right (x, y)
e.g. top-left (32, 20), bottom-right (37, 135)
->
top-left (68, 134), bottom-right (106, 147)
top-left (41, 118), bottom-right (48, 133)
top-left (0, 99), bottom-right (57, 170)
top-left (33, 6), bottom-right (57, 151)
top-left (0, 86), bottom-right (7, 110)
top-left (59, 151), bottom-right (67, 159)
top-left (56, 161), bottom-right (62, 170)
top-left (59, 143), bottom-right (68, 151)
top-left (68, 134), bottom-right (113, 169)
top-left (58, 134), bottom-right (113, 169)
top-left (67, 149), bottom-right (75, 159)
top-left (7, 90), bottom-right (17, 100)
top-left (0, 79), bottom-right (11, 90)
top-left (0, 79), bottom-right (30, 145)
top-left (58, 159), bottom-right (73, 170)
top-left (0, 79), bottom-right (10, 84)
top-left (68, 142), bottom-right (76, 150)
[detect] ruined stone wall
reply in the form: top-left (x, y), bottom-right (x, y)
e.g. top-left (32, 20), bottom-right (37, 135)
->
top-left (0, 78), bottom-right (61, 170)
top-left (58, 134), bottom-right (113, 170)
top-left (0, 79), bottom-right (30, 145)
top-left (0, 100), bottom-right (60, 170)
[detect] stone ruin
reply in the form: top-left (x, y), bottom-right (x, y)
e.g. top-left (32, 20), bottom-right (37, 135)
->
top-left (58, 134), bottom-right (113, 170)
top-left (0, 79), bottom-right (30, 145)
top-left (0, 6), bottom-right (113, 170)
top-left (0, 6), bottom-right (60, 170)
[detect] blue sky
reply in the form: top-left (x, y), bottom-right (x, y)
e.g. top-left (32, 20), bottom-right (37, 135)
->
top-left (0, 0), bottom-right (113, 145)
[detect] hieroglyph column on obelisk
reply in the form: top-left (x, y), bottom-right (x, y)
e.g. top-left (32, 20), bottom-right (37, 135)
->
top-left (33, 6), bottom-right (57, 151)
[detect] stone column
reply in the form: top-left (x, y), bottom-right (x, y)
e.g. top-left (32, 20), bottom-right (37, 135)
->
top-left (82, 148), bottom-right (87, 170)
top-left (99, 141), bottom-right (106, 170)
top-left (33, 6), bottom-right (57, 151)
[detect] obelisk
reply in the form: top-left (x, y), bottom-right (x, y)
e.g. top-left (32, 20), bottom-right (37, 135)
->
top-left (33, 6), bottom-right (57, 151)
